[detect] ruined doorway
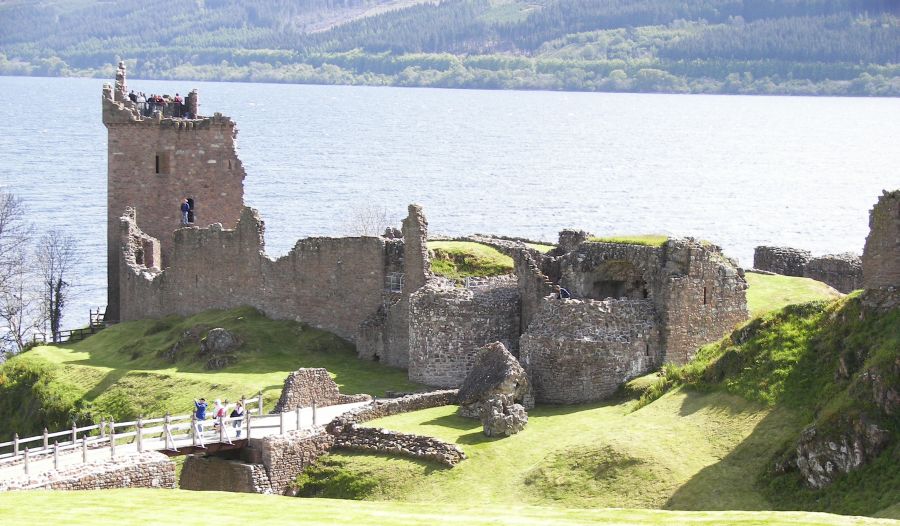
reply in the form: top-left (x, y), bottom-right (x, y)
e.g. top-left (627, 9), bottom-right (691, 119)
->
top-left (187, 198), bottom-right (195, 223)
top-left (581, 260), bottom-right (649, 300)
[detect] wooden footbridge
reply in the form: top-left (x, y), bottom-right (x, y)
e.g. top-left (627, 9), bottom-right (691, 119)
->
top-left (0, 394), bottom-right (369, 481)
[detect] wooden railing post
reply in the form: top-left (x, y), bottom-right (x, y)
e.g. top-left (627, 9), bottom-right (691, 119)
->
top-left (42, 428), bottom-right (48, 450)
top-left (13, 433), bottom-right (18, 457)
top-left (191, 414), bottom-right (198, 447)
top-left (71, 422), bottom-right (78, 445)
top-left (257, 391), bottom-right (264, 416)
top-left (136, 416), bottom-right (143, 452)
top-left (279, 411), bottom-right (285, 435)
top-left (163, 413), bottom-right (171, 450)
top-left (296, 407), bottom-right (301, 431)
top-left (99, 417), bottom-right (106, 439)
top-left (53, 441), bottom-right (59, 470)
top-left (312, 402), bottom-right (317, 427)
top-left (109, 419), bottom-right (116, 458)
top-left (82, 436), bottom-right (88, 463)
top-left (218, 416), bottom-right (225, 443)
top-left (245, 412), bottom-right (252, 440)
top-left (23, 447), bottom-right (29, 475)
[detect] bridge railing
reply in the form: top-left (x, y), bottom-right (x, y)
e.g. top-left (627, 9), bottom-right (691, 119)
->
top-left (0, 392), bottom-right (267, 474)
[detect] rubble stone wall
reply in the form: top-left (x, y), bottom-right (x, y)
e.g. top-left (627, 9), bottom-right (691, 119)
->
top-left (179, 455), bottom-right (270, 493)
top-left (251, 429), bottom-right (335, 496)
top-left (863, 190), bottom-right (900, 289)
top-left (804, 254), bottom-right (862, 293)
top-left (0, 452), bottom-right (175, 492)
top-left (333, 426), bottom-right (466, 466)
top-left (408, 279), bottom-right (521, 387)
top-left (272, 368), bottom-right (372, 413)
top-left (520, 298), bottom-right (659, 404)
top-left (327, 390), bottom-right (458, 431)
top-left (754, 246), bottom-right (812, 276)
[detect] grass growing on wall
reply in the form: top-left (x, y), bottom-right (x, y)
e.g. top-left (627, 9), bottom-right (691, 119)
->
top-left (0, 307), bottom-right (422, 439)
top-left (745, 272), bottom-right (843, 317)
top-left (588, 235), bottom-right (669, 247)
top-left (428, 241), bottom-right (514, 280)
top-left (525, 242), bottom-right (555, 253)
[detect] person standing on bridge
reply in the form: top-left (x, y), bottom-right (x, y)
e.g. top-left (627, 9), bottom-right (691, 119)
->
top-left (194, 398), bottom-right (208, 435)
top-left (230, 400), bottom-right (245, 438)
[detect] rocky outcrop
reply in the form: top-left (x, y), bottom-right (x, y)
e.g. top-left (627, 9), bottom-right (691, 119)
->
top-left (272, 368), bottom-right (371, 413)
top-left (457, 342), bottom-right (530, 418)
top-left (199, 327), bottom-right (241, 370)
top-left (783, 415), bottom-right (891, 490)
top-left (481, 394), bottom-right (528, 437)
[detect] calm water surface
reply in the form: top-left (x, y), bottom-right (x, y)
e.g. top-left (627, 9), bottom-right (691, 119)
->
top-left (0, 75), bottom-right (898, 327)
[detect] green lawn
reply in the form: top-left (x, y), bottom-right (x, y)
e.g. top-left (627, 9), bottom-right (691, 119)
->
top-left (745, 272), bottom-right (843, 317)
top-left (296, 389), bottom-right (805, 510)
top-left (0, 489), bottom-right (894, 526)
top-left (427, 241), bottom-right (514, 280)
top-left (0, 307), bottom-right (422, 438)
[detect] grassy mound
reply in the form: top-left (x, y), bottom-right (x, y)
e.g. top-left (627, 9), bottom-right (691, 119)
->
top-left (1, 489), bottom-right (892, 526)
top-left (745, 272), bottom-right (843, 317)
top-left (428, 241), bottom-right (514, 280)
top-left (588, 235), bottom-right (669, 247)
top-left (0, 307), bottom-right (422, 439)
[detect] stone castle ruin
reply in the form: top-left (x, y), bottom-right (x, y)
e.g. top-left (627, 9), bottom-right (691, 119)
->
top-left (103, 63), bottom-right (749, 403)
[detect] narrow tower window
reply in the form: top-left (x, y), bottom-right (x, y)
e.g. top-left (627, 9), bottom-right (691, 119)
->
top-left (155, 152), bottom-right (171, 175)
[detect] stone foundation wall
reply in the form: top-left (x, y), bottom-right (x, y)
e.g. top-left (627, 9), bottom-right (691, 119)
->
top-left (804, 254), bottom-right (862, 293)
top-left (754, 246), bottom-right (811, 277)
top-left (863, 190), bottom-right (900, 289)
top-left (520, 298), bottom-right (659, 404)
top-left (327, 390), bottom-right (458, 431)
top-left (333, 426), bottom-right (465, 467)
top-left (272, 368), bottom-right (372, 413)
top-left (0, 452), bottom-right (175, 492)
top-left (250, 429), bottom-right (335, 495)
top-left (408, 279), bottom-right (520, 387)
top-left (179, 455), bottom-right (270, 493)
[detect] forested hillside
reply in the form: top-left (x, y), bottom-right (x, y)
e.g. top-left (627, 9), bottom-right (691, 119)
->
top-left (1, 0), bottom-right (897, 95)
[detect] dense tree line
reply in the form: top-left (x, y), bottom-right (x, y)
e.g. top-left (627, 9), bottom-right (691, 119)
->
top-left (0, 0), bottom-right (897, 97)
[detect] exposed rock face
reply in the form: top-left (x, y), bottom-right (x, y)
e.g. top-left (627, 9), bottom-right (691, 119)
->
top-left (481, 394), bottom-right (528, 437)
top-left (457, 341), bottom-right (530, 418)
top-left (787, 416), bottom-right (891, 490)
top-left (199, 327), bottom-right (241, 370)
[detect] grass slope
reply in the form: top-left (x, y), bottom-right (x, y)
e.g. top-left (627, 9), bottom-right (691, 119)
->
top-left (0, 307), bottom-right (421, 439)
top-left (428, 241), bottom-right (514, 280)
top-left (745, 272), bottom-right (843, 317)
top-left (588, 235), bottom-right (669, 247)
top-left (1, 490), bottom-right (893, 526)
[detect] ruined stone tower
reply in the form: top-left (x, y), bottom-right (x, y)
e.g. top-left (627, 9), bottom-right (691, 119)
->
top-left (862, 189), bottom-right (900, 289)
top-left (102, 62), bottom-right (246, 321)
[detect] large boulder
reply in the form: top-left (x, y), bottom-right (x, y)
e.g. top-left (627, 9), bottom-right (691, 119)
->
top-left (457, 341), bottom-right (530, 418)
top-left (199, 328), bottom-right (241, 370)
top-left (481, 394), bottom-right (528, 437)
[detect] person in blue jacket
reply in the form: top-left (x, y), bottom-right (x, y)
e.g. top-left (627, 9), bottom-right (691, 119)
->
top-left (194, 398), bottom-right (208, 434)
top-left (181, 198), bottom-right (191, 225)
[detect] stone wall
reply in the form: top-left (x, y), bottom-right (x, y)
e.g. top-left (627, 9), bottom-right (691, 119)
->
top-left (520, 298), bottom-right (659, 404)
top-left (863, 190), bottom-right (900, 289)
top-left (179, 455), bottom-right (270, 493)
top-left (332, 426), bottom-right (465, 467)
top-left (272, 368), bottom-right (372, 413)
top-left (514, 251), bottom-right (557, 333)
top-left (119, 207), bottom-right (393, 342)
top-left (754, 245), bottom-right (862, 293)
top-left (804, 253), bottom-right (862, 293)
top-left (327, 390), bottom-right (458, 431)
top-left (103, 63), bottom-right (246, 321)
top-left (408, 278), bottom-right (521, 387)
top-left (657, 239), bottom-right (749, 364)
top-left (250, 429), bottom-right (335, 495)
top-left (753, 246), bottom-right (811, 276)
top-left (0, 452), bottom-right (175, 492)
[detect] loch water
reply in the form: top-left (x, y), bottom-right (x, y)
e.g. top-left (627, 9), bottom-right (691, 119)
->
top-left (0, 75), bottom-right (898, 328)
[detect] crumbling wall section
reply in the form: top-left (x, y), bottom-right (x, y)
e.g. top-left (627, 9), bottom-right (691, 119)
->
top-left (862, 190), bottom-right (900, 289)
top-left (754, 246), bottom-right (812, 276)
top-left (519, 298), bottom-right (659, 404)
top-left (272, 368), bottom-right (372, 413)
top-left (515, 252), bottom-right (556, 332)
top-left (408, 278), bottom-right (521, 387)
top-left (332, 426), bottom-right (465, 467)
top-left (804, 254), bottom-right (862, 293)
top-left (251, 429), bottom-right (335, 496)
top-left (657, 239), bottom-right (748, 365)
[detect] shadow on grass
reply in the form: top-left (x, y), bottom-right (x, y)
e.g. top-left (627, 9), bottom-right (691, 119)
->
top-left (456, 430), bottom-right (504, 445)
top-left (82, 368), bottom-right (131, 401)
top-left (421, 413), bottom-right (480, 431)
